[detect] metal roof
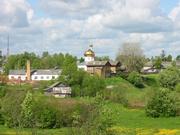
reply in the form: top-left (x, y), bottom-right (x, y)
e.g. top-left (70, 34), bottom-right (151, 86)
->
top-left (86, 61), bottom-right (110, 66)
top-left (9, 70), bottom-right (26, 75)
top-left (31, 69), bottom-right (61, 75)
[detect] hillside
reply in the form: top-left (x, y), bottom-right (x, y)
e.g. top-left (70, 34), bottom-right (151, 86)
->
top-left (0, 75), bottom-right (180, 135)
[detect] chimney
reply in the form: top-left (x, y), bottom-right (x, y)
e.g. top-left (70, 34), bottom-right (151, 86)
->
top-left (26, 60), bottom-right (31, 81)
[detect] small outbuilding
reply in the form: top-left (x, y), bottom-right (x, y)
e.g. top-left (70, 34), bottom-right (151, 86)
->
top-left (45, 82), bottom-right (71, 98)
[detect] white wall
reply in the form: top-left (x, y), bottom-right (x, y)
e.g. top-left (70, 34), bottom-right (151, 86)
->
top-left (31, 75), bottom-right (59, 81)
top-left (85, 56), bottom-right (94, 62)
top-left (8, 75), bottom-right (26, 81)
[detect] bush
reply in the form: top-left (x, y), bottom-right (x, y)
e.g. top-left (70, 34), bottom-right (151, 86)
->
top-left (0, 86), bottom-right (6, 98)
top-left (102, 87), bottom-right (128, 107)
top-left (159, 67), bottom-right (180, 90)
top-left (146, 89), bottom-right (177, 117)
top-left (81, 75), bottom-right (105, 97)
top-left (127, 71), bottom-right (144, 88)
top-left (1, 90), bottom-right (26, 127)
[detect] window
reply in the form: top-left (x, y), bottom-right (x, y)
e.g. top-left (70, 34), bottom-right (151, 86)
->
top-left (46, 76), bottom-right (49, 79)
top-left (52, 76), bottom-right (55, 79)
top-left (41, 76), bottom-right (44, 79)
top-left (34, 76), bottom-right (38, 80)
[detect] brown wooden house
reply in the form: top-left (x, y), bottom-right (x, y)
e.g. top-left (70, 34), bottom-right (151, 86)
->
top-left (86, 61), bottom-right (111, 78)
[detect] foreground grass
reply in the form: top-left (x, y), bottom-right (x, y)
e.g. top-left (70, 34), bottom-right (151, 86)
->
top-left (0, 125), bottom-right (68, 135)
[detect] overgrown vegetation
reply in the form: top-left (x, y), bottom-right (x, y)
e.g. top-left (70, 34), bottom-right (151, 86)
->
top-left (159, 67), bottom-right (180, 89)
top-left (146, 89), bottom-right (178, 117)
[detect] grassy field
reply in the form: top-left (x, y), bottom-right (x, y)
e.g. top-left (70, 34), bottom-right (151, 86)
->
top-left (0, 125), bottom-right (68, 135)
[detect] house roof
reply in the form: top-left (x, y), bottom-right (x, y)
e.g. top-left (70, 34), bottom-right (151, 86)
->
top-left (86, 61), bottom-right (110, 67)
top-left (109, 61), bottom-right (121, 66)
top-left (32, 69), bottom-right (61, 75)
top-left (9, 69), bottom-right (61, 76)
top-left (45, 82), bottom-right (70, 92)
top-left (9, 70), bottom-right (26, 75)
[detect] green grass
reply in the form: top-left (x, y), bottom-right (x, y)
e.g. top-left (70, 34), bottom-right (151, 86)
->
top-left (103, 102), bottom-right (180, 129)
top-left (105, 76), bottom-right (156, 106)
top-left (0, 125), bottom-right (68, 135)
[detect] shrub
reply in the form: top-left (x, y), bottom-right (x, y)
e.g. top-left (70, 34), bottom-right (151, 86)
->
top-left (102, 87), bottom-right (128, 107)
top-left (146, 89), bottom-right (177, 117)
top-left (159, 67), bottom-right (180, 90)
top-left (127, 71), bottom-right (144, 88)
top-left (81, 75), bottom-right (105, 97)
top-left (1, 90), bottom-right (26, 127)
top-left (0, 86), bottom-right (6, 98)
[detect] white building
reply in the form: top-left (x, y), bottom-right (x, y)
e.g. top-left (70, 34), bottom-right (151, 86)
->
top-left (8, 70), bottom-right (27, 81)
top-left (8, 69), bottom-right (61, 81)
top-left (31, 69), bottom-right (61, 81)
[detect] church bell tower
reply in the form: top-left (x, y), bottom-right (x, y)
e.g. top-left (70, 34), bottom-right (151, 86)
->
top-left (84, 45), bottom-right (95, 62)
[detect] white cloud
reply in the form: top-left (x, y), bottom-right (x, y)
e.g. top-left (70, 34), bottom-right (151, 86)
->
top-left (0, 0), bottom-right (179, 59)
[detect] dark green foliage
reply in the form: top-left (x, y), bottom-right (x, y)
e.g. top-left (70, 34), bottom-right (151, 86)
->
top-left (146, 89), bottom-right (177, 117)
top-left (117, 71), bottom-right (128, 79)
top-left (1, 90), bottom-right (26, 127)
top-left (95, 56), bottom-right (110, 61)
top-left (0, 86), bottom-right (6, 98)
top-left (59, 56), bottom-right (105, 97)
top-left (127, 71), bottom-right (144, 88)
top-left (176, 55), bottom-right (180, 60)
top-left (81, 75), bottom-right (105, 97)
top-left (36, 107), bottom-right (56, 128)
top-left (21, 91), bottom-right (34, 128)
top-left (153, 56), bottom-right (162, 69)
top-left (159, 67), bottom-right (180, 89)
top-left (4, 52), bottom-right (66, 74)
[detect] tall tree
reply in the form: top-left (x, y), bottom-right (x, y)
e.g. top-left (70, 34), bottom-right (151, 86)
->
top-left (176, 55), bottom-right (180, 60)
top-left (116, 42), bottom-right (145, 72)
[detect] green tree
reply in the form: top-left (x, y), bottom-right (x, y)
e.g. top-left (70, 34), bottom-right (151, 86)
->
top-left (21, 91), bottom-right (34, 128)
top-left (146, 89), bottom-right (177, 117)
top-left (95, 56), bottom-right (110, 61)
top-left (176, 55), bottom-right (180, 60)
top-left (167, 54), bottom-right (172, 62)
top-left (159, 67), bottom-right (180, 89)
top-left (153, 56), bottom-right (162, 69)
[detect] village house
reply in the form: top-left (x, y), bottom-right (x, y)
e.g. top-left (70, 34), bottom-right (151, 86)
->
top-left (45, 82), bottom-right (71, 98)
top-left (141, 61), bottom-right (159, 74)
top-left (77, 45), bottom-right (121, 77)
top-left (86, 61), bottom-right (111, 78)
top-left (142, 60), bottom-right (180, 74)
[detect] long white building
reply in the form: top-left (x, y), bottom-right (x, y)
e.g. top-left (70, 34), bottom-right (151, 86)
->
top-left (8, 60), bottom-right (61, 81)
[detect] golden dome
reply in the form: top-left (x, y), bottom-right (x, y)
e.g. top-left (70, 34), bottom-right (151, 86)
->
top-left (84, 49), bottom-right (95, 57)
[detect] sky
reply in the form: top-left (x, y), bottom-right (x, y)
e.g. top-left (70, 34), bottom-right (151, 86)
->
top-left (0, 0), bottom-right (180, 59)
